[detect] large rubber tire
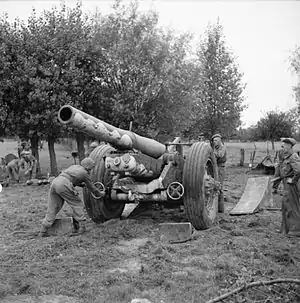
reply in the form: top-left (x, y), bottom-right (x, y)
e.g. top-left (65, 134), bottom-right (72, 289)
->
top-left (183, 142), bottom-right (219, 230)
top-left (83, 144), bottom-right (125, 223)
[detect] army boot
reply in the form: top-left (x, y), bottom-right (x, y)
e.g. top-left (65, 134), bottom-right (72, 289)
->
top-left (218, 192), bottom-right (225, 213)
top-left (70, 219), bottom-right (86, 236)
top-left (78, 221), bottom-right (86, 234)
top-left (39, 225), bottom-right (49, 237)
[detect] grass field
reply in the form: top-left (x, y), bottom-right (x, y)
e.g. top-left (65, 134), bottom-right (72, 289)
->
top-left (0, 140), bottom-right (299, 303)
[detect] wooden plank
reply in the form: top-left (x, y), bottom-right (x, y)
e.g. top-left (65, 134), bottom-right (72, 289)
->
top-left (159, 222), bottom-right (193, 244)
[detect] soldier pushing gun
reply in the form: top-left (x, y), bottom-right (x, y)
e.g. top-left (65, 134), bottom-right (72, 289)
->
top-left (39, 157), bottom-right (105, 237)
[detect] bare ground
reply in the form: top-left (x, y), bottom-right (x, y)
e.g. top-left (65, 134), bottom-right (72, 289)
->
top-left (0, 166), bottom-right (299, 303)
top-left (0, 141), bottom-right (299, 302)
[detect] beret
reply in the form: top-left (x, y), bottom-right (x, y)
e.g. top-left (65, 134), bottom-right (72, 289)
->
top-left (89, 141), bottom-right (99, 148)
top-left (281, 137), bottom-right (297, 146)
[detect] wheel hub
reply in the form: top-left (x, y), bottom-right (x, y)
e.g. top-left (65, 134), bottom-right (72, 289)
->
top-left (167, 182), bottom-right (185, 200)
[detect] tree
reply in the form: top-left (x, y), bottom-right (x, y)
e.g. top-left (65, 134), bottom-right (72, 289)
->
top-left (0, 1), bottom-right (100, 174)
top-left (192, 19), bottom-right (247, 138)
top-left (286, 106), bottom-right (300, 141)
top-left (0, 0), bottom-right (201, 178)
top-left (90, 0), bottom-right (197, 140)
top-left (0, 14), bottom-right (21, 138)
top-left (290, 46), bottom-right (300, 105)
top-left (255, 110), bottom-right (293, 150)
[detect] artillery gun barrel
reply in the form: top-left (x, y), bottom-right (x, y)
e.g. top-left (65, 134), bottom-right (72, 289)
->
top-left (58, 105), bottom-right (167, 159)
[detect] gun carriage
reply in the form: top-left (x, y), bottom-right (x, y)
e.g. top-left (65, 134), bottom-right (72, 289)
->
top-left (58, 105), bottom-right (220, 230)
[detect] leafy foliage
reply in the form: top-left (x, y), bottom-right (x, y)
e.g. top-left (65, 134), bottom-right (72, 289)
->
top-left (290, 46), bottom-right (300, 105)
top-left (190, 20), bottom-right (247, 139)
top-left (250, 110), bottom-right (293, 149)
top-left (0, 0), bottom-right (249, 173)
top-left (90, 0), bottom-right (197, 140)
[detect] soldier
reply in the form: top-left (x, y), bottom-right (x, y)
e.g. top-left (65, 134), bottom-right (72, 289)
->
top-left (17, 140), bottom-right (24, 157)
top-left (198, 133), bottom-right (205, 142)
top-left (6, 158), bottom-right (26, 183)
top-left (85, 141), bottom-right (99, 157)
top-left (39, 157), bottom-right (104, 237)
top-left (272, 149), bottom-right (284, 193)
top-left (20, 151), bottom-right (36, 180)
top-left (211, 134), bottom-right (227, 213)
top-left (272, 138), bottom-right (300, 236)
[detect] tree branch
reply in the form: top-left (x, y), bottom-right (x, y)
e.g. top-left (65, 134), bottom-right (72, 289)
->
top-left (206, 278), bottom-right (300, 303)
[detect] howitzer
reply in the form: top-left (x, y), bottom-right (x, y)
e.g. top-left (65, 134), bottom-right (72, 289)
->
top-left (58, 105), bottom-right (221, 230)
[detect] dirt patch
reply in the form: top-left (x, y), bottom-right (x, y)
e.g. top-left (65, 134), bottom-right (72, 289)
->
top-left (116, 238), bottom-right (150, 254)
top-left (108, 258), bottom-right (143, 275)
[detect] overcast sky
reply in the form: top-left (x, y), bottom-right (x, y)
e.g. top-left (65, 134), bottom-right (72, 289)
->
top-left (1, 0), bottom-right (300, 127)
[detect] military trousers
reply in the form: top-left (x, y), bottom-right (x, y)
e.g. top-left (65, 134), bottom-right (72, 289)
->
top-left (7, 166), bottom-right (19, 182)
top-left (281, 182), bottom-right (300, 233)
top-left (42, 175), bottom-right (86, 228)
top-left (218, 165), bottom-right (225, 212)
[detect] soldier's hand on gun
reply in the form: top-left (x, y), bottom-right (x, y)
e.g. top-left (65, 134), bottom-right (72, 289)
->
top-left (92, 189), bottom-right (105, 199)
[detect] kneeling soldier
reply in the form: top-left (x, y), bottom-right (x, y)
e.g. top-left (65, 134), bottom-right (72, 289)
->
top-left (39, 157), bottom-right (103, 237)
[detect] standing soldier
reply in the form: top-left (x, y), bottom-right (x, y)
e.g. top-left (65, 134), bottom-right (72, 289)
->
top-left (17, 140), bottom-right (24, 157)
top-left (85, 141), bottom-right (99, 157)
top-left (211, 134), bottom-right (227, 213)
top-left (198, 133), bottom-right (205, 142)
top-left (39, 157), bottom-right (104, 237)
top-left (17, 140), bottom-right (30, 157)
top-left (271, 138), bottom-right (300, 236)
top-left (20, 151), bottom-right (36, 180)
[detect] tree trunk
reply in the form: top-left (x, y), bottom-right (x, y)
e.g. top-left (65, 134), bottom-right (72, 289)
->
top-left (240, 148), bottom-right (245, 166)
top-left (271, 140), bottom-right (275, 151)
top-left (76, 132), bottom-right (85, 162)
top-left (30, 132), bottom-right (41, 176)
top-left (48, 135), bottom-right (58, 176)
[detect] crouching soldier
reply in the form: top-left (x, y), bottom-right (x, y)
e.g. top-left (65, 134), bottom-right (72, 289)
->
top-left (39, 157), bottom-right (104, 237)
top-left (6, 158), bottom-right (25, 183)
top-left (211, 134), bottom-right (227, 213)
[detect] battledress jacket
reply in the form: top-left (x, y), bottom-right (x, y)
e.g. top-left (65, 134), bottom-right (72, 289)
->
top-left (279, 151), bottom-right (300, 223)
top-left (59, 165), bottom-right (99, 195)
top-left (213, 144), bottom-right (227, 167)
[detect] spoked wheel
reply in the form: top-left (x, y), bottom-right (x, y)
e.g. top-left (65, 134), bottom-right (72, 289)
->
top-left (183, 142), bottom-right (219, 230)
top-left (83, 144), bottom-right (125, 223)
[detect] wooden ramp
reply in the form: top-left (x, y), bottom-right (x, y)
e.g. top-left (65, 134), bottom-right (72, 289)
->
top-left (230, 176), bottom-right (273, 215)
